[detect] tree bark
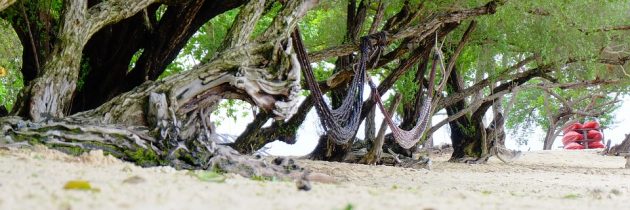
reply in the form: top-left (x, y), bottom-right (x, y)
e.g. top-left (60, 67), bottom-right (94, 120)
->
top-left (364, 107), bottom-right (376, 142)
top-left (233, 1), bottom-right (501, 158)
top-left (308, 0), bottom-right (501, 62)
top-left (1, 0), bottom-right (319, 180)
top-left (608, 134), bottom-right (630, 155)
top-left (0, 0), bottom-right (16, 12)
top-left (121, 0), bottom-right (247, 92)
top-left (74, 1), bottom-right (246, 112)
top-left (359, 94), bottom-right (401, 164)
top-left (0, 116), bottom-right (309, 180)
top-left (14, 0), bottom-right (164, 121)
top-left (444, 67), bottom-right (481, 161)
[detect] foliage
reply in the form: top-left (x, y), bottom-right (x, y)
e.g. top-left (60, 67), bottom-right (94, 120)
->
top-left (0, 19), bottom-right (22, 111)
top-left (298, 0), bottom-right (346, 51)
top-left (447, 0), bottom-right (630, 146)
top-left (393, 63), bottom-right (421, 110)
top-left (1, 0), bottom-right (629, 150)
top-left (160, 9), bottom-right (239, 79)
top-left (214, 99), bottom-right (253, 125)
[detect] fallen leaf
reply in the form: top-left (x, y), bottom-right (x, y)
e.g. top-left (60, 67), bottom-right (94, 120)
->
top-left (63, 180), bottom-right (99, 192)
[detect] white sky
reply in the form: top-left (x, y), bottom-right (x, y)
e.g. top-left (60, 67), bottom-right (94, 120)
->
top-left (214, 87), bottom-right (630, 156)
top-left (214, 91), bottom-right (630, 156)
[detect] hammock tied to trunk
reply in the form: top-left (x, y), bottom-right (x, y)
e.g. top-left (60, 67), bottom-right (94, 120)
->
top-left (292, 28), bottom-right (437, 149)
top-left (291, 29), bottom-right (378, 144)
top-left (366, 54), bottom-right (438, 149)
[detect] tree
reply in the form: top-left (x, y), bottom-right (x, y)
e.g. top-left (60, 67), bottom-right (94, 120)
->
top-left (1, 0), bottom-right (629, 177)
top-left (421, 0), bottom-right (630, 161)
top-left (0, 0), bottom-right (318, 178)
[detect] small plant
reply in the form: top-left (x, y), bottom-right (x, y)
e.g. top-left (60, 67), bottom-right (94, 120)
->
top-left (188, 171), bottom-right (226, 183)
top-left (342, 203), bottom-right (354, 210)
top-left (562, 193), bottom-right (581, 199)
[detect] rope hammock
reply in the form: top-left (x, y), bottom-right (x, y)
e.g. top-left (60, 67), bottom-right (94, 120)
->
top-left (291, 29), bottom-right (377, 144)
top-left (292, 28), bottom-right (437, 148)
top-left (366, 54), bottom-right (439, 149)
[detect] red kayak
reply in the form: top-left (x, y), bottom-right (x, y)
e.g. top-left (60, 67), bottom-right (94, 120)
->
top-left (587, 130), bottom-right (603, 141)
top-left (587, 141), bottom-right (605, 149)
top-left (562, 131), bottom-right (584, 145)
top-left (563, 123), bottom-right (583, 134)
top-left (582, 121), bottom-right (600, 129)
top-left (564, 142), bottom-right (585, 150)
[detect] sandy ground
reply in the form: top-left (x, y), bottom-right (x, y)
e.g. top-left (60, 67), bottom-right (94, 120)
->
top-left (1, 146), bottom-right (630, 210)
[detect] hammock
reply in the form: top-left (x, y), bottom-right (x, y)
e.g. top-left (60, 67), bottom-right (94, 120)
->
top-left (366, 54), bottom-right (438, 149)
top-left (291, 29), bottom-right (374, 144)
top-left (292, 28), bottom-right (435, 148)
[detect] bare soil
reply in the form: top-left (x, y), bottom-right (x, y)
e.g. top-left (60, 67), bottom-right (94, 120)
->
top-left (0, 146), bottom-right (629, 210)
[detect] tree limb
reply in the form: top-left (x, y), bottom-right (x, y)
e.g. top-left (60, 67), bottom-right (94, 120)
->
top-left (308, 0), bottom-right (502, 62)
top-left (436, 55), bottom-right (539, 108)
top-left (260, 0), bottom-right (319, 41)
top-left (368, 0), bottom-right (385, 34)
top-left (430, 64), bottom-right (553, 134)
top-left (74, 0), bottom-right (317, 125)
top-left (0, 0), bottom-right (16, 12)
top-left (87, 0), bottom-right (160, 44)
top-left (219, 0), bottom-right (267, 50)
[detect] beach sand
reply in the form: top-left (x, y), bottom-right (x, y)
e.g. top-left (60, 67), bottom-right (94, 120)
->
top-left (1, 146), bottom-right (629, 210)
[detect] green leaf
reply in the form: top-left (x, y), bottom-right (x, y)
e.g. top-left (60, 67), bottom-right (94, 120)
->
top-left (63, 180), bottom-right (99, 192)
top-left (188, 171), bottom-right (226, 183)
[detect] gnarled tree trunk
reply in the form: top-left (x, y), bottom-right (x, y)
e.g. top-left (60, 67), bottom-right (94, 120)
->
top-left (11, 0), bottom-right (164, 121)
top-left (1, 0), bottom-right (318, 180)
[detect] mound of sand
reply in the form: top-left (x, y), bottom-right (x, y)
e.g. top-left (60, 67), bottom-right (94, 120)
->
top-left (0, 146), bottom-right (629, 210)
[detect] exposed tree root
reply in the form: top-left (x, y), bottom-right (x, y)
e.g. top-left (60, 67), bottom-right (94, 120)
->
top-left (0, 116), bottom-right (318, 190)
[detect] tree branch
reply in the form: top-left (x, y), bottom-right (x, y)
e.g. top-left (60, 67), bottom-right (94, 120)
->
top-left (586, 25), bottom-right (630, 34)
top-left (429, 64), bottom-right (553, 134)
top-left (219, 0), bottom-right (267, 51)
top-left (368, 0), bottom-right (385, 34)
top-left (308, 0), bottom-right (502, 62)
top-left (73, 1), bottom-right (317, 125)
top-left (260, 0), bottom-right (318, 40)
top-left (87, 0), bottom-right (160, 42)
top-left (434, 20), bottom-right (477, 97)
top-left (0, 0), bottom-right (16, 12)
top-left (437, 55), bottom-right (539, 108)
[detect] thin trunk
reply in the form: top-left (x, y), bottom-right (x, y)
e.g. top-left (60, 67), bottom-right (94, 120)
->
top-left (400, 55), bottom-right (430, 130)
top-left (364, 106), bottom-right (376, 142)
top-left (422, 135), bottom-right (433, 149)
top-left (360, 94), bottom-right (401, 164)
top-left (543, 122), bottom-right (559, 150)
top-left (318, 0), bottom-right (368, 160)
top-left (489, 93), bottom-right (505, 147)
